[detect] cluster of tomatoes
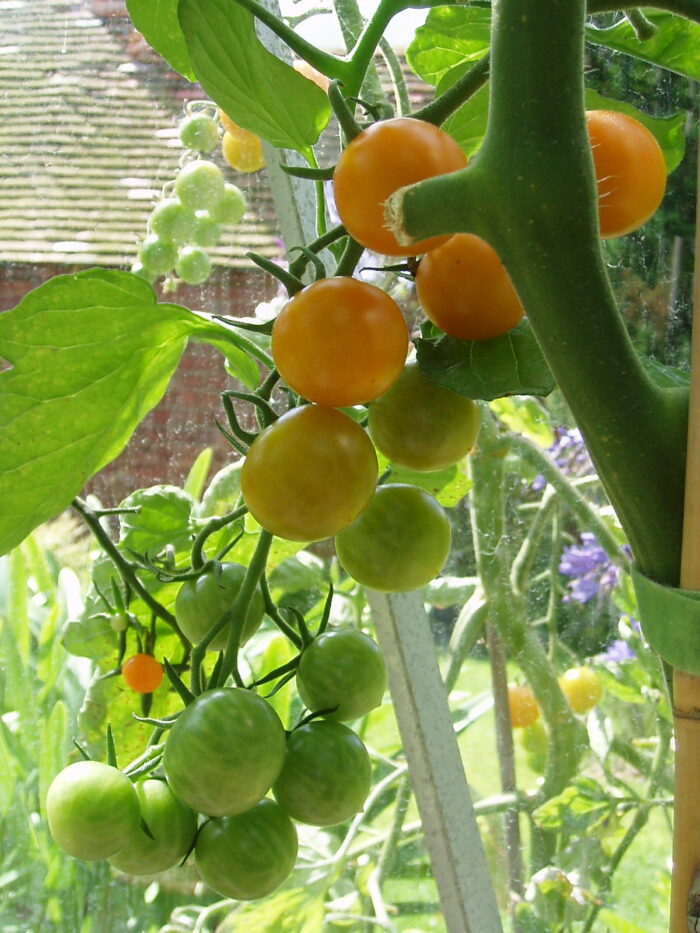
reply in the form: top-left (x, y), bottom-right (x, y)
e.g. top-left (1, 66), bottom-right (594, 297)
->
top-left (47, 623), bottom-right (387, 899)
top-left (134, 107), bottom-right (248, 285)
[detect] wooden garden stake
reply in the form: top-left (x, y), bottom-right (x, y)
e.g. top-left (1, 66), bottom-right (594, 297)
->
top-left (671, 141), bottom-right (700, 933)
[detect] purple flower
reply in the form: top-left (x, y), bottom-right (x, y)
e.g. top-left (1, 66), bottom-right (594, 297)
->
top-left (598, 638), bottom-right (636, 663)
top-left (559, 532), bottom-right (619, 604)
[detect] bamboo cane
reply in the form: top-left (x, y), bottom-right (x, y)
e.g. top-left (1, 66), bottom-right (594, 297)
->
top-left (670, 138), bottom-right (700, 933)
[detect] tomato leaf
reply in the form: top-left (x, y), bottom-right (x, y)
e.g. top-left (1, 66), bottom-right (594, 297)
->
top-left (178, 0), bottom-right (330, 151)
top-left (405, 5), bottom-right (491, 87)
top-left (489, 397), bottom-right (555, 448)
top-left (125, 0), bottom-right (196, 80)
top-left (584, 88), bottom-right (686, 173)
top-left (442, 79), bottom-right (490, 158)
top-left (0, 270), bottom-right (264, 557)
top-left (586, 11), bottom-right (700, 82)
top-left (119, 486), bottom-right (197, 560)
top-left (415, 321), bottom-right (556, 401)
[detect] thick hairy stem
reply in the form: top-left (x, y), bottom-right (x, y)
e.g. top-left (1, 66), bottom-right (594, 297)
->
top-left (387, 0), bottom-right (688, 584)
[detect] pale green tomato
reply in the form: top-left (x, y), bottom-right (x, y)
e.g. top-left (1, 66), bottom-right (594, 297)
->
top-left (174, 160), bottom-right (226, 212)
top-left (138, 236), bottom-right (177, 277)
top-left (150, 198), bottom-right (198, 245)
top-left (192, 213), bottom-right (222, 248)
top-left (209, 183), bottom-right (247, 225)
top-left (176, 246), bottom-right (212, 285)
top-left (178, 113), bottom-right (220, 153)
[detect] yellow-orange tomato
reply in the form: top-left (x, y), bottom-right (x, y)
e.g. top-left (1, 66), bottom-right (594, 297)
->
top-left (559, 666), bottom-right (603, 714)
top-left (122, 654), bottom-right (164, 694)
top-left (585, 109), bottom-right (666, 239)
top-left (416, 233), bottom-right (524, 341)
top-left (333, 117), bottom-right (468, 257)
top-left (271, 277), bottom-right (409, 407)
top-left (240, 405), bottom-right (378, 542)
top-left (293, 59), bottom-right (330, 92)
top-left (507, 684), bottom-right (540, 729)
top-left (220, 117), bottom-right (265, 173)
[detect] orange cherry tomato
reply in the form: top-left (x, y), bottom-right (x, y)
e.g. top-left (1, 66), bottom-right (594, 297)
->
top-left (585, 109), bottom-right (666, 239)
top-left (220, 114), bottom-right (265, 173)
top-left (507, 684), bottom-right (540, 729)
top-left (416, 233), bottom-right (524, 341)
top-left (271, 277), bottom-right (409, 407)
top-left (122, 654), bottom-right (164, 694)
top-left (292, 59), bottom-right (330, 92)
top-left (240, 405), bottom-right (378, 541)
top-left (332, 117), bottom-right (468, 257)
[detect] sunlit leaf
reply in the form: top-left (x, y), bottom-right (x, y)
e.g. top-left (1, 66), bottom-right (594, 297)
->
top-left (179, 0), bottom-right (330, 150)
top-left (586, 11), bottom-right (700, 81)
top-left (406, 6), bottom-right (491, 86)
top-left (490, 397), bottom-right (555, 448)
top-left (126, 0), bottom-right (196, 79)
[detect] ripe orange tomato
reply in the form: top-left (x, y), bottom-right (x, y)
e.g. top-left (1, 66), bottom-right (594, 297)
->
top-left (559, 666), bottom-right (602, 714)
top-left (332, 117), bottom-right (468, 257)
top-left (507, 684), bottom-right (540, 729)
top-left (240, 405), bottom-right (378, 541)
top-left (271, 277), bottom-right (409, 407)
top-left (416, 234), bottom-right (524, 341)
top-left (585, 109), bottom-right (666, 239)
top-left (122, 653), bottom-right (164, 694)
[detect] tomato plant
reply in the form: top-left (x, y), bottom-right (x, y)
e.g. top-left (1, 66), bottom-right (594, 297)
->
top-left (559, 666), bottom-right (603, 714)
top-left (195, 798), bottom-right (298, 900)
top-left (273, 720), bottom-right (372, 826)
top-left (585, 109), bottom-right (667, 239)
top-left (368, 361), bottom-right (481, 472)
top-left (332, 117), bottom-right (468, 256)
top-left (107, 778), bottom-right (198, 875)
top-left (122, 653), bottom-right (164, 693)
top-left (507, 684), bottom-right (540, 729)
top-left (210, 182), bottom-right (247, 225)
top-left (174, 561), bottom-right (265, 651)
top-left (335, 484), bottom-right (451, 592)
top-left (415, 234), bottom-right (524, 341)
top-left (240, 405), bottom-right (378, 541)
top-left (271, 276), bottom-right (409, 407)
top-left (163, 688), bottom-right (286, 817)
top-left (295, 628), bottom-right (387, 722)
top-left (138, 236), bottom-right (177, 277)
top-left (46, 761), bottom-right (141, 861)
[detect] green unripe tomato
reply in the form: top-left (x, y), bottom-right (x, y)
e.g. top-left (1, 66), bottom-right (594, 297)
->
top-left (209, 182), bottom-right (247, 225)
top-left (174, 562), bottom-right (265, 651)
top-left (130, 261), bottom-right (156, 283)
top-left (192, 212), bottom-right (222, 248)
top-left (108, 778), bottom-right (197, 875)
top-left (176, 246), bottom-right (212, 285)
top-left (138, 236), bottom-right (177, 277)
top-left (109, 612), bottom-right (129, 633)
top-left (273, 720), bottom-right (372, 826)
top-left (178, 113), bottom-right (220, 153)
top-left (368, 361), bottom-right (481, 472)
top-left (46, 760), bottom-right (141, 861)
top-left (150, 198), bottom-right (198, 245)
top-left (335, 484), bottom-right (452, 592)
top-left (295, 628), bottom-right (386, 722)
top-left (195, 798), bottom-right (297, 900)
top-left (174, 160), bottom-right (226, 212)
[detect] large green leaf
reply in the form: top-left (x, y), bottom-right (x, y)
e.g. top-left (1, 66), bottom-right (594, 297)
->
top-left (585, 88), bottom-right (686, 172)
top-left (586, 10), bottom-right (700, 81)
top-left (178, 0), bottom-right (330, 151)
top-left (442, 77), bottom-right (489, 158)
top-left (406, 5), bottom-right (491, 87)
top-left (0, 269), bottom-right (248, 557)
top-left (415, 321), bottom-right (556, 401)
top-left (126, 0), bottom-right (196, 80)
